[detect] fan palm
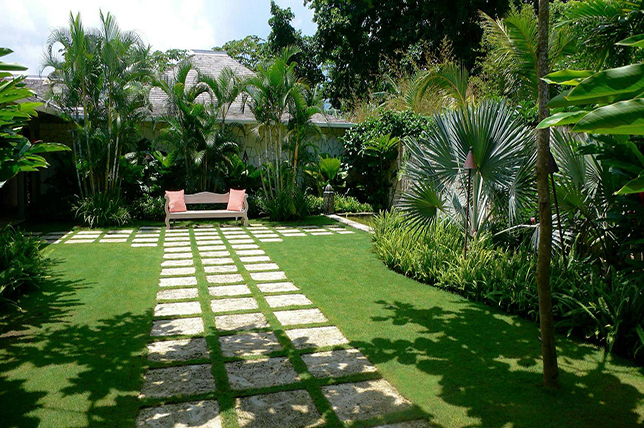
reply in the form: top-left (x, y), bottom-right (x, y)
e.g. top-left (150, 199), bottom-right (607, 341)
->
top-left (401, 100), bottom-right (535, 233)
top-left (407, 62), bottom-right (473, 111)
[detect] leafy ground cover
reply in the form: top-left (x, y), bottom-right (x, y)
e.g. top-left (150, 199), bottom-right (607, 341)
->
top-left (0, 219), bottom-right (643, 427)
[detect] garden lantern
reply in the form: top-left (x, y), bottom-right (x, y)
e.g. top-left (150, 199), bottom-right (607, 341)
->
top-left (548, 151), bottom-right (566, 265)
top-left (463, 147), bottom-right (476, 258)
top-left (323, 184), bottom-right (335, 214)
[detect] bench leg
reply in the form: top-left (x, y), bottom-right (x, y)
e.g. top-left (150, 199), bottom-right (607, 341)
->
top-left (242, 215), bottom-right (248, 227)
top-left (165, 217), bottom-right (170, 229)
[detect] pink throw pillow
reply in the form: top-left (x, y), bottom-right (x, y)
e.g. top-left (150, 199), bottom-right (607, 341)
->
top-left (227, 189), bottom-right (246, 211)
top-left (166, 190), bottom-right (187, 213)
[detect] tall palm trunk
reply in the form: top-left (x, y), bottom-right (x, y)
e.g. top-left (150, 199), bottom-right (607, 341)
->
top-left (536, 0), bottom-right (559, 389)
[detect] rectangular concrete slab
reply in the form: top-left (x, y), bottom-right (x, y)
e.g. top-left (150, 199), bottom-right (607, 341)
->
top-left (198, 245), bottom-right (226, 251)
top-left (139, 364), bottom-right (216, 398)
top-left (321, 379), bottom-right (413, 422)
top-left (200, 251), bottom-right (230, 257)
top-left (210, 297), bottom-right (258, 313)
top-left (195, 240), bottom-right (224, 245)
top-left (157, 288), bottom-right (199, 301)
top-left (136, 400), bottom-right (222, 428)
top-left (207, 274), bottom-right (244, 284)
top-left (235, 390), bottom-right (324, 428)
top-left (215, 313), bottom-right (269, 331)
top-left (231, 244), bottom-right (259, 249)
top-left (264, 294), bottom-right (313, 308)
top-left (250, 271), bottom-right (287, 282)
top-left (146, 338), bottom-right (209, 362)
top-left (154, 301), bottom-right (202, 317)
top-left (161, 259), bottom-right (194, 267)
top-left (227, 239), bottom-right (254, 244)
top-left (285, 326), bottom-right (349, 349)
top-left (163, 252), bottom-right (194, 259)
top-left (159, 277), bottom-right (197, 287)
top-left (256, 282), bottom-right (299, 293)
top-left (235, 249), bottom-right (265, 256)
top-left (239, 256), bottom-right (271, 263)
top-left (301, 349), bottom-right (377, 379)
top-left (201, 258), bottom-right (234, 266)
top-left (219, 332), bottom-right (282, 357)
top-left (226, 357), bottom-right (299, 390)
top-left (208, 284), bottom-right (251, 297)
top-left (164, 246), bottom-right (192, 252)
top-left (274, 309), bottom-right (327, 326)
top-left (151, 317), bottom-right (204, 337)
top-left (244, 263), bottom-right (279, 271)
top-left (258, 238), bottom-right (283, 242)
top-left (204, 265), bottom-right (238, 274)
top-left (160, 267), bottom-right (196, 276)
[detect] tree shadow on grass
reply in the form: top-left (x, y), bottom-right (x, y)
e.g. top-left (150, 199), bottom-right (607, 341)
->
top-left (0, 272), bottom-right (152, 428)
top-left (352, 300), bottom-right (644, 428)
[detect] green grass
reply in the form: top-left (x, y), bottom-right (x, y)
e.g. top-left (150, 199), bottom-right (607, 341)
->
top-left (0, 242), bottom-right (161, 428)
top-left (261, 230), bottom-right (644, 428)
top-left (2, 222), bottom-right (643, 427)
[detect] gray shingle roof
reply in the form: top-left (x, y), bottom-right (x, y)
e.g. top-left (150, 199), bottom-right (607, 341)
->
top-left (27, 50), bottom-right (352, 128)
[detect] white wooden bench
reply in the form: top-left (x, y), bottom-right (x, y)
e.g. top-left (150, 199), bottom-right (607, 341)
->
top-left (164, 191), bottom-right (249, 228)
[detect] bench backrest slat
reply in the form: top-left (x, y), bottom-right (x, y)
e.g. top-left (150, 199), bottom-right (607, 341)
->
top-left (184, 192), bottom-right (229, 204)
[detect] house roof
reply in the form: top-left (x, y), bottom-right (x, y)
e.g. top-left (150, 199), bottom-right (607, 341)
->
top-left (26, 49), bottom-right (353, 129)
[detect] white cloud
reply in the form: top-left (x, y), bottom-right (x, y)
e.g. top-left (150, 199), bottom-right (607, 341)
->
top-left (0, 0), bottom-right (316, 73)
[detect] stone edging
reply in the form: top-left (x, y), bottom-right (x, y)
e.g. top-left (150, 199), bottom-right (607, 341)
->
top-left (324, 214), bottom-right (373, 234)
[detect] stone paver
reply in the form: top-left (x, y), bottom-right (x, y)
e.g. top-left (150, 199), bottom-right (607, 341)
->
top-left (198, 245), bottom-right (226, 251)
top-left (285, 326), bottom-right (349, 349)
top-left (250, 271), bottom-right (287, 282)
top-left (235, 390), bottom-right (324, 428)
top-left (243, 263), bottom-right (279, 271)
top-left (208, 284), bottom-right (251, 297)
top-left (201, 257), bottom-right (235, 265)
top-left (136, 400), bottom-right (222, 428)
top-left (154, 301), bottom-right (202, 317)
top-left (163, 252), bottom-right (193, 259)
top-left (264, 294), bottom-right (313, 308)
top-left (200, 251), bottom-right (230, 257)
top-left (321, 379), bottom-right (412, 423)
top-left (139, 364), bottom-right (216, 398)
top-left (228, 239), bottom-right (255, 244)
top-left (235, 249), bottom-right (264, 256)
top-left (164, 246), bottom-right (192, 252)
top-left (164, 241), bottom-right (188, 247)
top-left (160, 267), bottom-right (196, 276)
top-left (207, 274), bottom-right (244, 284)
top-left (159, 277), bottom-right (197, 287)
top-left (219, 332), bottom-right (282, 357)
top-left (256, 282), bottom-right (299, 293)
top-left (147, 338), bottom-right (209, 362)
top-left (161, 259), bottom-right (193, 267)
top-left (210, 297), bottom-right (258, 313)
top-left (151, 317), bottom-right (204, 337)
top-left (204, 265), bottom-right (238, 274)
top-left (157, 288), bottom-right (199, 301)
top-left (215, 313), bottom-right (269, 331)
top-left (226, 357), bottom-right (299, 390)
top-left (301, 349), bottom-right (377, 379)
top-left (274, 308), bottom-right (327, 326)
top-left (231, 244), bottom-right (259, 250)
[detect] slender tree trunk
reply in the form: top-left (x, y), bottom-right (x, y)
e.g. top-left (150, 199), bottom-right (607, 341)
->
top-left (536, 0), bottom-right (560, 389)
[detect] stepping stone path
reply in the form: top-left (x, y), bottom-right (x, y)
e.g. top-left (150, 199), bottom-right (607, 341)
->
top-left (45, 223), bottom-right (427, 426)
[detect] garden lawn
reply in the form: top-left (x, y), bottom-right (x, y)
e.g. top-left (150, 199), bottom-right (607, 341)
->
top-left (1, 221), bottom-right (643, 427)
top-left (0, 241), bottom-right (160, 428)
top-left (262, 229), bottom-right (644, 428)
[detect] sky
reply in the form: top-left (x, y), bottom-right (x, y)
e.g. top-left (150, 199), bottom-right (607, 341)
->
top-left (0, 0), bottom-right (317, 75)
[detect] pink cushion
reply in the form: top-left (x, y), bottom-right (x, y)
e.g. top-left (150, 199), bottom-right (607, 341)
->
top-left (227, 189), bottom-right (246, 211)
top-left (165, 190), bottom-right (187, 213)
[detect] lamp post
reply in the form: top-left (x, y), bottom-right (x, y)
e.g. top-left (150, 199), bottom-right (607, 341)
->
top-left (463, 147), bottom-right (477, 258)
top-left (548, 151), bottom-right (566, 265)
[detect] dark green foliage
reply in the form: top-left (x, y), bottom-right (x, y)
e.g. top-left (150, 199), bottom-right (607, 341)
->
top-left (372, 210), bottom-right (644, 361)
top-left (73, 192), bottom-right (131, 228)
top-left (213, 36), bottom-right (267, 70)
top-left (308, 194), bottom-right (374, 214)
top-left (129, 194), bottom-right (165, 221)
top-left (306, 0), bottom-right (511, 107)
top-left (341, 110), bottom-right (429, 208)
top-left (0, 227), bottom-right (52, 303)
top-left (256, 188), bottom-right (310, 221)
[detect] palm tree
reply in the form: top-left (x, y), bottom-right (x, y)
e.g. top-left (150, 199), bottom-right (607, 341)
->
top-left (287, 84), bottom-right (323, 178)
top-left (407, 62), bottom-right (474, 111)
top-left (401, 100), bottom-right (535, 233)
top-left (479, 5), bottom-right (576, 103)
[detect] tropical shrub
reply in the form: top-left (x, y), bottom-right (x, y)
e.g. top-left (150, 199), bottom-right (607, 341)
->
top-left (73, 192), bottom-right (132, 228)
top-left (308, 194), bottom-right (373, 214)
top-left (0, 227), bottom-right (52, 304)
top-left (372, 210), bottom-right (644, 361)
top-left (130, 194), bottom-right (165, 221)
top-left (256, 188), bottom-right (310, 221)
top-left (341, 110), bottom-right (429, 209)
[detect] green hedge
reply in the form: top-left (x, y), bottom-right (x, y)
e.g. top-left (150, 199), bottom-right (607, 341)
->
top-left (308, 195), bottom-right (374, 214)
top-left (372, 210), bottom-right (644, 362)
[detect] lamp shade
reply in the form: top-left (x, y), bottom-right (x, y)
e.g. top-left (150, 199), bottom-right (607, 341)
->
top-left (463, 147), bottom-right (476, 170)
top-left (547, 151), bottom-right (559, 174)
